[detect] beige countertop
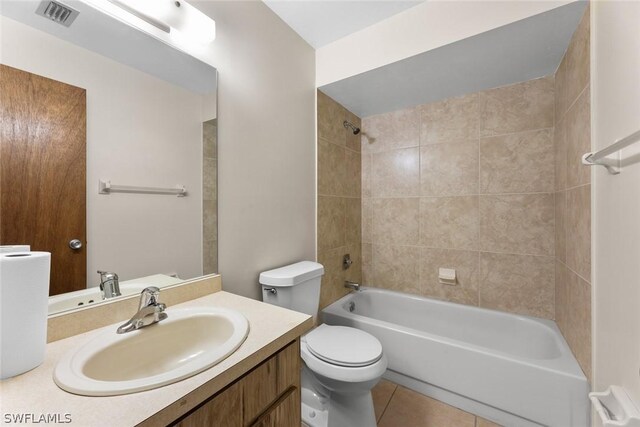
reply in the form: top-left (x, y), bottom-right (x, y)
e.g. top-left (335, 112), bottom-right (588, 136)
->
top-left (0, 291), bottom-right (313, 426)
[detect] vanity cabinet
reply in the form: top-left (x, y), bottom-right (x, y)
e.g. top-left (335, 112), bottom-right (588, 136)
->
top-left (172, 340), bottom-right (301, 427)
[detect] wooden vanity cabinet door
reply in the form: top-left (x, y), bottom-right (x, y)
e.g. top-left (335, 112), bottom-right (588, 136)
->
top-left (170, 340), bottom-right (301, 427)
top-left (242, 357), bottom-right (277, 425)
top-left (275, 340), bottom-right (300, 394)
top-left (173, 382), bottom-right (242, 427)
top-left (250, 387), bottom-right (299, 427)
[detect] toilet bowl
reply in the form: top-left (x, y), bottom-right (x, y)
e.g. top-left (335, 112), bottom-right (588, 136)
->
top-left (300, 325), bottom-right (387, 427)
top-left (259, 261), bottom-right (387, 427)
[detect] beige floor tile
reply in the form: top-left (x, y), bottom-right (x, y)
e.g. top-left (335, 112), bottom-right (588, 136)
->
top-left (372, 379), bottom-right (397, 423)
top-left (378, 386), bottom-right (475, 427)
top-left (476, 417), bottom-right (503, 427)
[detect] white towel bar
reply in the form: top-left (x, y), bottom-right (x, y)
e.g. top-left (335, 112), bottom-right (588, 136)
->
top-left (582, 129), bottom-right (640, 175)
top-left (98, 180), bottom-right (187, 197)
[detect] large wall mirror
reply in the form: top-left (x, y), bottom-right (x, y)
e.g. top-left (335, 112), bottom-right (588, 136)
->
top-left (0, 0), bottom-right (218, 315)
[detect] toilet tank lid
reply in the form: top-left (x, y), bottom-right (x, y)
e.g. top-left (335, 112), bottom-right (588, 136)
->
top-left (259, 261), bottom-right (324, 287)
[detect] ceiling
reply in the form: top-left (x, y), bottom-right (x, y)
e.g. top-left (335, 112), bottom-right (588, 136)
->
top-left (1, 0), bottom-right (216, 94)
top-left (263, 0), bottom-right (424, 48)
top-left (319, 1), bottom-right (587, 118)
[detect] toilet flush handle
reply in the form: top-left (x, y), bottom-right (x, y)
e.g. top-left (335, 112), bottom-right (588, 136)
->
top-left (263, 287), bottom-right (277, 295)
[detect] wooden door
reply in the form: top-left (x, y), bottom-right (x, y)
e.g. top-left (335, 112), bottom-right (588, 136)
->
top-left (0, 64), bottom-right (86, 296)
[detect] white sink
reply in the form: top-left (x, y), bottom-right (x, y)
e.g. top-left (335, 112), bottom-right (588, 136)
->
top-left (48, 283), bottom-right (149, 314)
top-left (54, 307), bottom-right (249, 396)
top-left (48, 274), bottom-right (185, 315)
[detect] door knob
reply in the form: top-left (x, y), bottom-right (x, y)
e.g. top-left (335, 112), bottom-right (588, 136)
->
top-left (69, 239), bottom-right (83, 250)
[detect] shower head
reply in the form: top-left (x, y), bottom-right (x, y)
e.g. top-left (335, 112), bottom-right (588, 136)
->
top-left (343, 120), bottom-right (361, 135)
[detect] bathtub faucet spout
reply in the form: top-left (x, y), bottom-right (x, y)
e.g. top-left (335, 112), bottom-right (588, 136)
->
top-left (344, 280), bottom-right (361, 292)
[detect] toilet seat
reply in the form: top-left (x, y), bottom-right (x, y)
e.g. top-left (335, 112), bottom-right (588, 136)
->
top-left (305, 325), bottom-right (382, 367)
top-left (300, 325), bottom-right (387, 384)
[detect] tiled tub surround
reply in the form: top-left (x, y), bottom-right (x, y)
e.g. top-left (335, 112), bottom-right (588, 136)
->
top-left (317, 91), bottom-right (363, 309)
top-left (553, 6), bottom-right (592, 382)
top-left (203, 119), bottom-right (218, 275)
top-left (323, 289), bottom-right (589, 426)
top-left (362, 75), bottom-right (557, 320)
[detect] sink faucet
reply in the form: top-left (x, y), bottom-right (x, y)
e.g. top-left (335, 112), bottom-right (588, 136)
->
top-left (117, 287), bottom-right (168, 334)
top-left (344, 280), bottom-right (361, 292)
top-left (98, 270), bottom-right (121, 299)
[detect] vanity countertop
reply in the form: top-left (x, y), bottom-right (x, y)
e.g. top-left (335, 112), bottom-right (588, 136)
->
top-left (0, 291), bottom-right (313, 426)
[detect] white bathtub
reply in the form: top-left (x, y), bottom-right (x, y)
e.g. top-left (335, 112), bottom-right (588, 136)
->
top-left (321, 288), bottom-right (589, 427)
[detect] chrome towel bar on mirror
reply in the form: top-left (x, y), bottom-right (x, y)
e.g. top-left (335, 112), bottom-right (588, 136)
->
top-left (98, 180), bottom-right (187, 197)
top-left (582, 128), bottom-right (640, 175)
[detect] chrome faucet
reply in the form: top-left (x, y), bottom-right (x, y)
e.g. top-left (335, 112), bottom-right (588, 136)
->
top-left (116, 287), bottom-right (168, 334)
top-left (98, 270), bottom-right (121, 299)
top-left (344, 280), bottom-right (361, 292)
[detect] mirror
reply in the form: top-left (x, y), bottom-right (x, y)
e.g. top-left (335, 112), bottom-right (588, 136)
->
top-left (0, 1), bottom-right (218, 315)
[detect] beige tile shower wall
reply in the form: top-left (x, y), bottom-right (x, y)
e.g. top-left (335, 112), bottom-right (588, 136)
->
top-left (317, 91), bottom-right (362, 309)
top-left (554, 6), bottom-right (591, 381)
top-left (362, 75), bottom-right (556, 320)
top-left (203, 120), bottom-right (218, 275)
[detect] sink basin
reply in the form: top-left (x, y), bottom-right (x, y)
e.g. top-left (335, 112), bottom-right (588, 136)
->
top-left (54, 307), bottom-right (249, 396)
top-left (48, 283), bottom-right (149, 314)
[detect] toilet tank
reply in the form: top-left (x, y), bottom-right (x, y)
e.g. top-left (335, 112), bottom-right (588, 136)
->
top-left (259, 261), bottom-right (324, 317)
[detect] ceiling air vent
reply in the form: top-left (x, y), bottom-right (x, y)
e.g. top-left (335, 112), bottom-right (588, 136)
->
top-left (35, 0), bottom-right (80, 27)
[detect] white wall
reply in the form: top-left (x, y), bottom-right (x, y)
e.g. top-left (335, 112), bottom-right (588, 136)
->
top-left (592, 0), bottom-right (640, 418)
top-left (1, 16), bottom-right (208, 285)
top-left (316, 0), bottom-right (572, 87)
top-left (193, 1), bottom-right (317, 299)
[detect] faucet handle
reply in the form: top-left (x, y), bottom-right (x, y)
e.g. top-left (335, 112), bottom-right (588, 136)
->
top-left (139, 286), bottom-right (161, 309)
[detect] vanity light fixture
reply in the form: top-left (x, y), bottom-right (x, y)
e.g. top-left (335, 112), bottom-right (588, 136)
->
top-left (85, 0), bottom-right (215, 45)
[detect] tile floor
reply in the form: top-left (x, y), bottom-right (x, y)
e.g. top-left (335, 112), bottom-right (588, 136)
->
top-left (372, 379), bottom-right (502, 427)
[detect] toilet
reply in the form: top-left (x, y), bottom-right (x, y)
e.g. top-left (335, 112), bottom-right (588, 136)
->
top-left (259, 261), bottom-right (387, 427)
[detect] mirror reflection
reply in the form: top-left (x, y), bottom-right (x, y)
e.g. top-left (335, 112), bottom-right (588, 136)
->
top-left (0, 0), bottom-right (217, 315)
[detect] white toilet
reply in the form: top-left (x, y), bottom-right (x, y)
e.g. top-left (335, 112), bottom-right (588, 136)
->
top-left (259, 261), bottom-right (387, 427)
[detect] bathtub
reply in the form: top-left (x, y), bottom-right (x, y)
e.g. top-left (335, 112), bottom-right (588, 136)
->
top-left (321, 288), bottom-right (589, 427)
